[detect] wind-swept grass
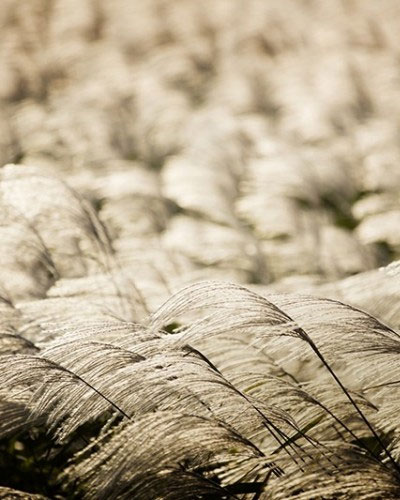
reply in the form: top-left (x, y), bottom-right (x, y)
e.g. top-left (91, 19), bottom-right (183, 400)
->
top-left (1, 1), bottom-right (400, 498)
top-left (1, 275), bottom-right (400, 498)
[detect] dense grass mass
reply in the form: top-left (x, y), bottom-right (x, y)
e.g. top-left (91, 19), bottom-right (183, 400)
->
top-left (1, 1), bottom-right (400, 498)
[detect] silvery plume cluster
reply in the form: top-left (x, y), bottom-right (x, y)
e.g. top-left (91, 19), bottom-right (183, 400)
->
top-left (0, 0), bottom-right (400, 498)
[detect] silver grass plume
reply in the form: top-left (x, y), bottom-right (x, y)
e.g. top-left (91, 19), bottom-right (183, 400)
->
top-left (1, 279), bottom-right (400, 498)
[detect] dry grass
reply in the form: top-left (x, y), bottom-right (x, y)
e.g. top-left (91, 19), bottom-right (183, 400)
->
top-left (0, 1), bottom-right (400, 498)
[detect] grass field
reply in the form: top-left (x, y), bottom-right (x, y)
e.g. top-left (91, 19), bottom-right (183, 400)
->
top-left (0, 1), bottom-right (400, 498)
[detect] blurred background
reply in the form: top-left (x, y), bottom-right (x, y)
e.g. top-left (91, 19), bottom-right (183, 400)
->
top-left (1, 0), bottom-right (400, 305)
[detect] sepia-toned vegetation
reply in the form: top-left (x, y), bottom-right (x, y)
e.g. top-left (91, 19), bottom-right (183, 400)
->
top-left (1, 1), bottom-right (400, 498)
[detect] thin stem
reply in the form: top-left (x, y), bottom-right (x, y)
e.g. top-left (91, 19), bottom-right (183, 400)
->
top-left (295, 327), bottom-right (400, 474)
top-left (44, 358), bottom-right (131, 420)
